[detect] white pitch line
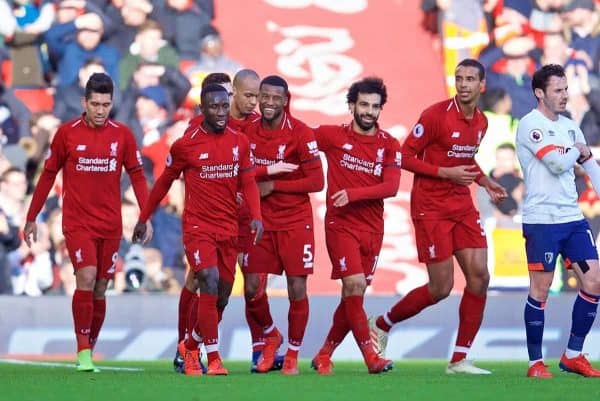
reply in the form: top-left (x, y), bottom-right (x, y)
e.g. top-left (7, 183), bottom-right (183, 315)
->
top-left (0, 358), bottom-right (143, 371)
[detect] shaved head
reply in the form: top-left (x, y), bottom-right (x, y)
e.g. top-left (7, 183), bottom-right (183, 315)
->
top-left (233, 69), bottom-right (260, 88)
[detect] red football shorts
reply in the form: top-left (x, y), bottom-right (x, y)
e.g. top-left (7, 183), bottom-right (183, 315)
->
top-left (413, 210), bottom-right (487, 264)
top-left (64, 232), bottom-right (120, 280)
top-left (326, 224), bottom-right (383, 284)
top-left (244, 225), bottom-right (315, 276)
top-left (183, 232), bottom-right (238, 284)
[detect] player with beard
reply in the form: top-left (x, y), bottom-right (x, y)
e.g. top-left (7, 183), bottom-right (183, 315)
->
top-left (24, 73), bottom-right (151, 372)
top-left (133, 84), bottom-right (263, 376)
top-left (310, 77), bottom-right (400, 375)
top-left (242, 75), bottom-right (324, 375)
top-left (369, 59), bottom-right (507, 374)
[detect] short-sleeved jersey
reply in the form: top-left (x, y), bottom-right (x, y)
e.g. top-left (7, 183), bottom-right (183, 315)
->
top-left (42, 116), bottom-right (144, 238)
top-left (314, 123), bottom-right (401, 233)
top-left (516, 108), bottom-right (584, 224)
top-left (166, 124), bottom-right (254, 235)
top-left (243, 112), bottom-right (320, 230)
top-left (403, 97), bottom-right (488, 220)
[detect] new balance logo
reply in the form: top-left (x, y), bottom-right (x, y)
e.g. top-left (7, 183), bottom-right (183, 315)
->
top-left (199, 153), bottom-right (209, 160)
top-left (76, 144), bottom-right (86, 151)
top-left (342, 143), bottom-right (353, 151)
top-left (452, 131), bottom-right (460, 138)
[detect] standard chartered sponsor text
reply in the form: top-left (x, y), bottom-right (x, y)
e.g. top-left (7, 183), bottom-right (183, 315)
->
top-left (447, 144), bottom-right (477, 158)
top-left (76, 157), bottom-right (114, 172)
top-left (340, 153), bottom-right (375, 174)
top-left (200, 163), bottom-right (238, 179)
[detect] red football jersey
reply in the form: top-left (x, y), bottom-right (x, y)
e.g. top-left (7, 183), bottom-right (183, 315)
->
top-left (187, 112), bottom-right (259, 229)
top-left (140, 124), bottom-right (257, 235)
top-left (314, 123), bottom-right (401, 233)
top-left (243, 112), bottom-right (322, 230)
top-left (403, 97), bottom-right (488, 220)
top-left (26, 116), bottom-right (148, 239)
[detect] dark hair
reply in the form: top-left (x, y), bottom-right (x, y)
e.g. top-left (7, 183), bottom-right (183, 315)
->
top-left (532, 64), bottom-right (565, 99)
top-left (201, 83), bottom-right (229, 103)
top-left (85, 72), bottom-right (113, 100)
top-left (260, 75), bottom-right (288, 92)
top-left (456, 58), bottom-right (485, 80)
top-left (201, 73), bottom-right (231, 89)
top-left (346, 76), bottom-right (387, 106)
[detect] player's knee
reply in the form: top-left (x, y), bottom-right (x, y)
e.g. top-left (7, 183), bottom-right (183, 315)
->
top-left (428, 282), bottom-right (452, 301)
top-left (93, 281), bottom-right (108, 298)
top-left (581, 271), bottom-right (600, 295)
top-left (244, 277), bottom-right (260, 299)
top-left (287, 278), bottom-right (307, 300)
top-left (342, 279), bottom-right (367, 297)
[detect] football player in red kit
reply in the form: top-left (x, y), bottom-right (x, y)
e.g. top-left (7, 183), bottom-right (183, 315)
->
top-left (133, 84), bottom-right (263, 376)
top-left (242, 75), bottom-right (324, 375)
top-left (369, 59), bottom-right (507, 374)
top-left (311, 77), bottom-right (400, 375)
top-left (24, 73), bottom-right (151, 372)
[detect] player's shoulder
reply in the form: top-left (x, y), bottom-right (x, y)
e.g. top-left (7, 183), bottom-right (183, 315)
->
top-left (313, 123), bottom-right (343, 134)
top-left (517, 110), bottom-right (543, 134)
top-left (421, 98), bottom-right (454, 118)
top-left (377, 128), bottom-right (401, 147)
top-left (59, 116), bottom-right (84, 133)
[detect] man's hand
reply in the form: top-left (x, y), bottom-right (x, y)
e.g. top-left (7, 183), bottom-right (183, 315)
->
top-left (258, 181), bottom-right (274, 197)
top-left (267, 161), bottom-right (298, 175)
top-left (132, 221), bottom-right (152, 244)
top-left (484, 179), bottom-right (508, 204)
top-left (439, 165), bottom-right (480, 186)
top-left (250, 219), bottom-right (263, 244)
top-left (331, 189), bottom-right (349, 207)
top-left (574, 142), bottom-right (592, 163)
top-left (23, 221), bottom-right (37, 248)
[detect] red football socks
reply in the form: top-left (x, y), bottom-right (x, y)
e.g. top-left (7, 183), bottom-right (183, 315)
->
top-left (186, 295), bottom-right (199, 342)
top-left (89, 298), bottom-right (106, 348)
top-left (343, 295), bottom-right (372, 357)
top-left (377, 284), bottom-right (436, 331)
top-left (246, 292), bottom-right (274, 331)
top-left (178, 287), bottom-right (195, 342)
top-left (72, 289), bottom-right (93, 352)
top-left (320, 300), bottom-right (350, 356)
top-left (288, 297), bottom-right (309, 347)
top-left (246, 302), bottom-right (265, 351)
top-left (451, 288), bottom-right (486, 363)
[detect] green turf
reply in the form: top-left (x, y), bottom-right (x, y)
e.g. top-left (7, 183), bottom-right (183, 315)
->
top-left (2, 360), bottom-right (600, 401)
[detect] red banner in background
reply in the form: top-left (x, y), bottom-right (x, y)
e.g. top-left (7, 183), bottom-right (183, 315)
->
top-left (214, 0), bottom-right (459, 294)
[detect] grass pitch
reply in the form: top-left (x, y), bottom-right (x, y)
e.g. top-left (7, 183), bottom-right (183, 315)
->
top-left (2, 360), bottom-right (600, 401)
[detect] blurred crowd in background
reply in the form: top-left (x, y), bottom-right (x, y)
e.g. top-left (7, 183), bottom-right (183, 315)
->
top-left (0, 0), bottom-right (599, 295)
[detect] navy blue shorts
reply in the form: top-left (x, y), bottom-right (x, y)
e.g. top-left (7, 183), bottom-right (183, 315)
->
top-left (522, 220), bottom-right (598, 271)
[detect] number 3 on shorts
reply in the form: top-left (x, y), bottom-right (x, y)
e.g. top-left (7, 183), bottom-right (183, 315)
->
top-left (303, 244), bottom-right (314, 268)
